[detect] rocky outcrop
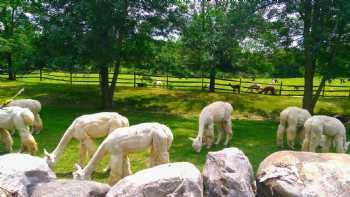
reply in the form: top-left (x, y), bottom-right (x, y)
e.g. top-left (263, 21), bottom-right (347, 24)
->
top-left (107, 162), bottom-right (203, 197)
top-left (29, 179), bottom-right (110, 197)
top-left (0, 153), bottom-right (56, 197)
top-left (202, 148), bottom-right (255, 197)
top-left (256, 151), bottom-right (350, 197)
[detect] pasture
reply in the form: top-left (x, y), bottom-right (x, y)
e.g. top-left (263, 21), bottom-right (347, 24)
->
top-left (0, 79), bottom-right (349, 183)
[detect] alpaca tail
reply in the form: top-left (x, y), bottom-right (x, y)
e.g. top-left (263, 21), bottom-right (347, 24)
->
top-left (21, 109), bottom-right (35, 126)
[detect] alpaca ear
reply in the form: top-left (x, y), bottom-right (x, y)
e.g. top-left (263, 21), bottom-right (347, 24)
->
top-left (75, 163), bottom-right (82, 171)
top-left (43, 148), bottom-right (50, 157)
top-left (188, 137), bottom-right (195, 142)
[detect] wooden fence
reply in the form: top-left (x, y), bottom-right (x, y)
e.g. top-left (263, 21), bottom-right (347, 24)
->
top-left (1, 70), bottom-right (350, 98)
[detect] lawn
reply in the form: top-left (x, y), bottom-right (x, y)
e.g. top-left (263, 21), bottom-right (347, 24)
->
top-left (0, 79), bottom-right (349, 183)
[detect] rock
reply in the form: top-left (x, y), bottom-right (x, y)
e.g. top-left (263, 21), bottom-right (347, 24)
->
top-left (107, 162), bottom-right (203, 197)
top-left (202, 148), bottom-right (255, 197)
top-left (29, 179), bottom-right (110, 197)
top-left (256, 151), bottom-right (350, 197)
top-left (0, 153), bottom-right (56, 197)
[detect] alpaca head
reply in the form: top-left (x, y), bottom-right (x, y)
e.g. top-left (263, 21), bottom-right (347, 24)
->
top-left (22, 135), bottom-right (38, 154)
top-left (73, 164), bottom-right (89, 181)
top-left (189, 137), bottom-right (202, 153)
top-left (44, 149), bottom-right (56, 168)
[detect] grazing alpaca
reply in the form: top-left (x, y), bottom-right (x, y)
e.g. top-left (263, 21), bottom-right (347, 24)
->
top-left (0, 106), bottom-right (37, 154)
top-left (73, 122), bottom-right (173, 185)
top-left (189, 101), bottom-right (233, 153)
top-left (228, 83), bottom-right (240, 93)
top-left (258, 85), bottom-right (276, 95)
top-left (276, 107), bottom-right (311, 149)
top-left (44, 112), bottom-right (129, 168)
top-left (7, 99), bottom-right (43, 134)
top-left (302, 115), bottom-right (349, 153)
top-left (247, 83), bottom-right (262, 92)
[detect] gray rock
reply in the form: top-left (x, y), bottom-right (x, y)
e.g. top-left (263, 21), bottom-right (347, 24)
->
top-left (202, 148), bottom-right (255, 197)
top-left (256, 151), bottom-right (350, 197)
top-left (29, 179), bottom-right (110, 197)
top-left (107, 162), bottom-right (203, 197)
top-left (0, 153), bottom-right (56, 197)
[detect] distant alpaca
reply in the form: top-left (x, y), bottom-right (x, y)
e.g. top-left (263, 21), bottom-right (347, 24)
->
top-left (0, 106), bottom-right (37, 154)
top-left (73, 123), bottom-right (173, 185)
top-left (276, 107), bottom-right (311, 149)
top-left (44, 112), bottom-right (129, 168)
top-left (7, 99), bottom-right (43, 134)
top-left (228, 83), bottom-right (240, 93)
top-left (189, 101), bottom-right (233, 153)
top-left (259, 85), bottom-right (276, 95)
top-left (302, 115), bottom-right (350, 153)
top-left (247, 83), bottom-right (262, 92)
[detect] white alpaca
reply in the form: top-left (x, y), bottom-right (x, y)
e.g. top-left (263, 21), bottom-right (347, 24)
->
top-left (73, 122), bottom-right (173, 185)
top-left (153, 80), bottom-right (163, 87)
top-left (0, 106), bottom-right (37, 154)
top-left (189, 101), bottom-right (233, 153)
top-left (43, 112), bottom-right (129, 167)
top-left (302, 115), bottom-right (349, 153)
top-left (7, 99), bottom-right (43, 134)
top-left (276, 106), bottom-right (311, 149)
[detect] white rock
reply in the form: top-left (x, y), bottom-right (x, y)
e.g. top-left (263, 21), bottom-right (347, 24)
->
top-left (29, 179), bottom-right (110, 197)
top-left (107, 162), bottom-right (203, 197)
top-left (256, 151), bottom-right (350, 197)
top-left (0, 153), bottom-right (56, 197)
top-left (202, 148), bottom-right (255, 197)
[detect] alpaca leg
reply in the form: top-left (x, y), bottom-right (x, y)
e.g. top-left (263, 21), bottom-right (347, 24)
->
top-left (206, 123), bottom-right (215, 149)
top-left (79, 141), bottom-right (88, 167)
top-left (276, 123), bottom-right (286, 148)
top-left (320, 135), bottom-right (332, 153)
top-left (108, 154), bottom-right (123, 185)
top-left (0, 129), bottom-right (13, 152)
top-left (335, 135), bottom-right (345, 153)
top-left (122, 155), bottom-right (132, 177)
top-left (308, 129), bottom-right (322, 152)
top-left (223, 120), bottom-right (233, 146)
top-left (85, 137), bottom-right (97, 159)
top-left (215, 122), bottom-right (224, 145)
top-left (286, 126), bottom-right (297, 149)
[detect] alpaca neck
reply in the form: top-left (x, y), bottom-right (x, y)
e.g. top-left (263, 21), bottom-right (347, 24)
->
top-left (51, 125), bottom-right (75, 163)
top-left (82, 141), bottom-right (108, 178)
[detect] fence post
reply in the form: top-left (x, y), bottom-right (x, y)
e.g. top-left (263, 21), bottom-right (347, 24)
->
top-left (40, 69), bottom-right (42, 81)
top-left (279, 81), bottom-right (283, 95)
top-left (348, 89), bottom-right (350, 98)
top-left (166, 74), bottom-right (169, 88)
top-left (201, 73), bottom-right (204, 90)
top-left (322, 84), bottom-right (326, 97)
top-left (134, 72), bottom-right (136, 88)
top-left (239, 78), bottom-right (242, 94)
top-left (70, 71), bottom-right (73, 84)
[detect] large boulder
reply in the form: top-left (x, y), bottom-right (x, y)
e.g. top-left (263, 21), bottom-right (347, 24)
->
top-left (107, 162), bottom-right (203, 197)
top-left (256, 151), bottom-right (350, 197)
top-left (28, 179), bottom-right (110, 197)
top-left (202, 148), bottom-right (256, 197)
top-left (0, 153), bottom-right (56, 197)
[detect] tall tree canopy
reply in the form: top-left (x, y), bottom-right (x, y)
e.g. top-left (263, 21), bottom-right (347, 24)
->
top-left (41, 0), bottom-right (187, 109)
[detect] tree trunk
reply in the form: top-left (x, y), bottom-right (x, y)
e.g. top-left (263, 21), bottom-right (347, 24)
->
top-left (208, 64), bottom-right (216, 92)
top-left (7, 53), bottom-right (16, 80)
top-left (99, 65), bottom-right (112, 109)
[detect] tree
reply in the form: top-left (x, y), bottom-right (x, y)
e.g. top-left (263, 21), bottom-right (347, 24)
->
top-left (0, 0), bottom-right (38, 80)
top-left (181, 0), bottom-right (263, 92)
top-left (41, 0), bottom-right (186, 109)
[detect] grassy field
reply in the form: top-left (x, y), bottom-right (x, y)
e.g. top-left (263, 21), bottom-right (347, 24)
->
top-left (0, 79), bottom-right (349, 183)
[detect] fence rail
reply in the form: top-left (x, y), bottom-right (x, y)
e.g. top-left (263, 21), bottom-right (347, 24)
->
top-left (1, 70), bottom-right (350, 98)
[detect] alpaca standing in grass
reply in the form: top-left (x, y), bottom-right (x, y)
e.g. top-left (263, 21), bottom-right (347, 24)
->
top-left (7, 99), bottom-right (43, 134)
top-left (0, 106), bottom-right (37, 154)
top-left (73, 122), bottom-right (173, 185)
top-left (302, 115), bottom-right (349, 153)
top-left (247, 83), bottom-right (262, 92)
top-left (44, 112), bottom-right (129, 168)
top-left (189, 101), bottom-right (233, 153)
top-left (276, 106), bottom-right (311, 149)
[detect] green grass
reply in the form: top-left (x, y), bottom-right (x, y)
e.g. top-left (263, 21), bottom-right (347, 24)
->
top-left (0, 79), bottom-right (349, 183)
